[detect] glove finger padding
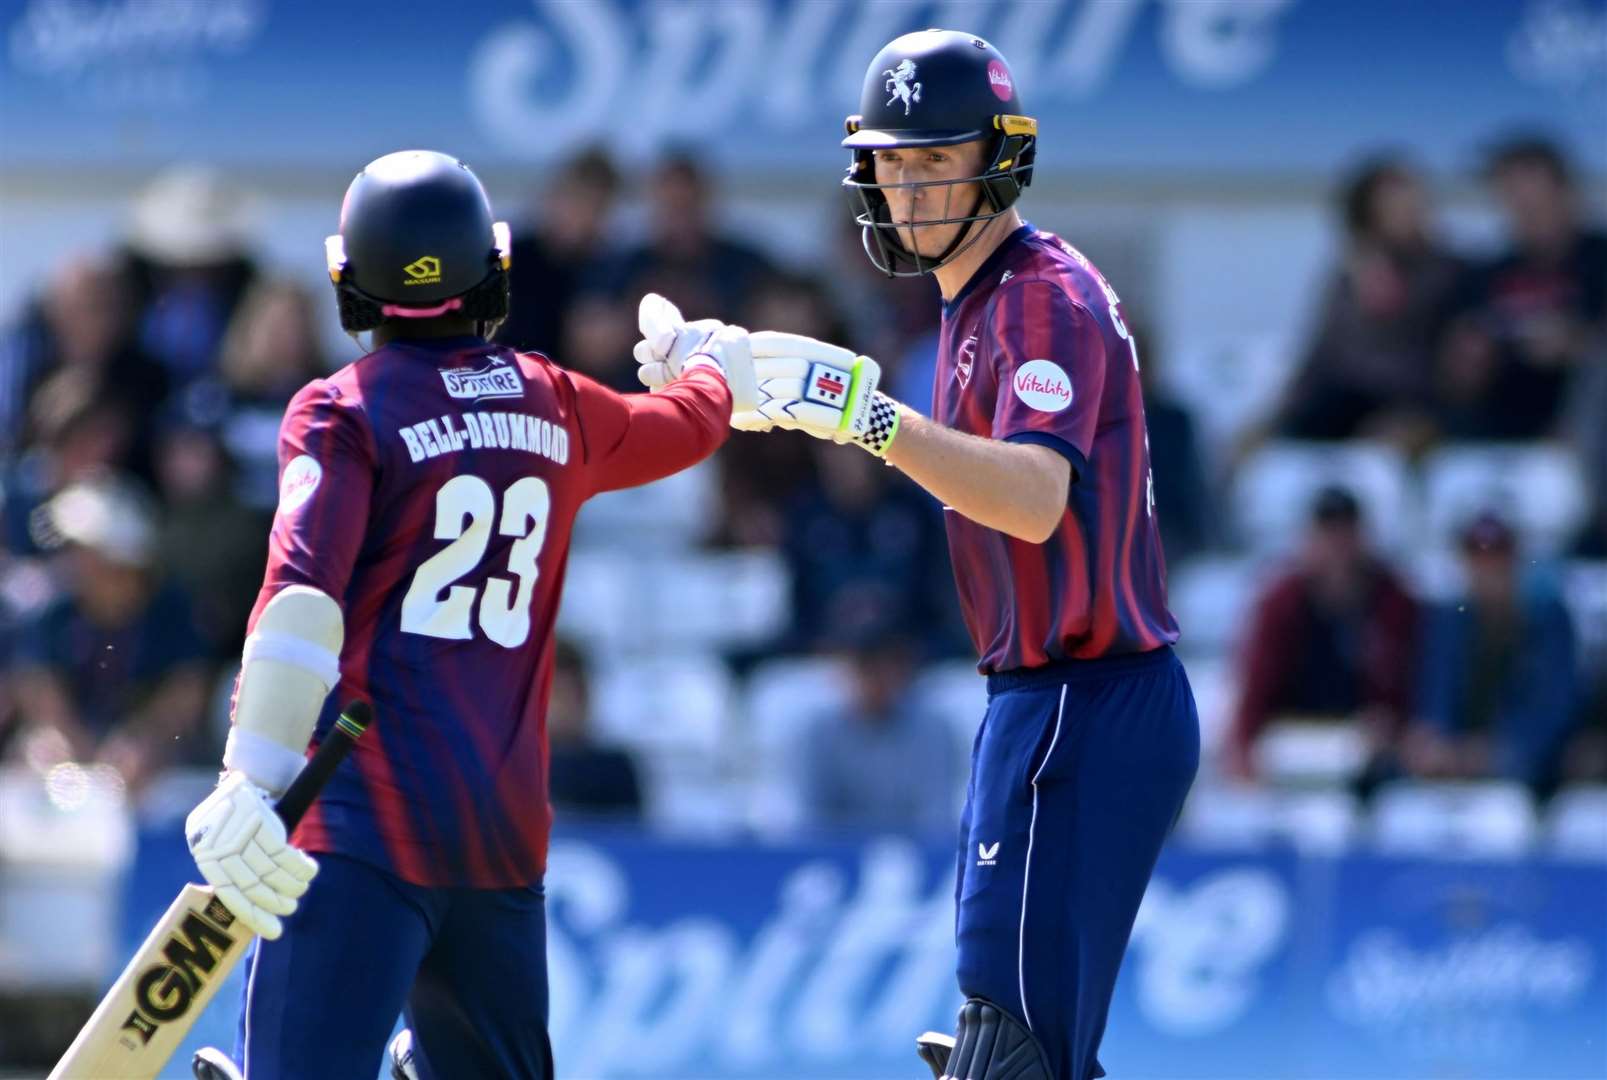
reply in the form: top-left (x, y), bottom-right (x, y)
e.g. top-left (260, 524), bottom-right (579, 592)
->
top-left (637, 292), bottom-right (686, 357)
top-left (730, 410), bottom-right (775, 432)
top-left (749, 331), bottom-right (859, 366)
top-left (637, 360), bottom-right (674, 391)
top-left (186, 772), bottom-right (318, 941)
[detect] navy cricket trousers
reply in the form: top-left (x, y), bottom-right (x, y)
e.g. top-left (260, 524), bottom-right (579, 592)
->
top-left (954, 646), bottom-right (1199, 1080)
top-left (233, 852), bottom-right (551, 1079)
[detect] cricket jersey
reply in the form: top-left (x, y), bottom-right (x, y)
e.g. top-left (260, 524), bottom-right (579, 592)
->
top-left (242, 336), bottom-right (730, 887)
top-left (933, 225), bottom-right (1179, 672)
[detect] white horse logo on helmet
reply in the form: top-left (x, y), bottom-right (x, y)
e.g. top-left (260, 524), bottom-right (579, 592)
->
top-left (884, 59), bottom-right (921, 115)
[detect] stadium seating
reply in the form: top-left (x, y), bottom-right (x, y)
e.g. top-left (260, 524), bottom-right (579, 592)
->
top-left (740, 655), bottom-right (854, 834)
top-left (0, 765), bottom-right (134, 988)
top-left (1178, 783), bottom-right (1361, 855)
top-left (559, 549), bottom-right (791, 655)
top-left (1231, 440), bottom-right (1413, 557)
top-left (1368, 780), bottom-right (1538, 858)
top-left (1253, 721), bottom-right (1368, 787)
top-left (571, 462), bottom-right (719, 551)
top-left (1420, 442), bottom-right (1590, 556)
top-left (1167, 556), bottom-right (1260, 657)
top-left (591, 650), bottom-right (736, 755)
top-left (1544, 786), bottom-right (1607, 860)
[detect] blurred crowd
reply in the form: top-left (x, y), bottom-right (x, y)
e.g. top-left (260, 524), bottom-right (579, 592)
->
top-left (0, 133), bottom-right (1603, 836)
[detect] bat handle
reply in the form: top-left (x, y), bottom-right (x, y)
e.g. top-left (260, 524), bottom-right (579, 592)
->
top-left (273, 700), bottom-right (372, 831)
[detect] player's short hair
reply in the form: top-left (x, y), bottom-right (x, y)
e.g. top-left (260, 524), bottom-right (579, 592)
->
top-left (552, 637), bottom-right (591, 693)
top-left (1310, 485), bottom-right (1362, 527)
top-left (553, 145), bottom-right (622, 199)
top-left (1460, 510), bottom-right (1517, 555)
top-left (1338, 155), bottom-right (1415, 240)
top-left (1483, 134), bottom-right (1574, 190)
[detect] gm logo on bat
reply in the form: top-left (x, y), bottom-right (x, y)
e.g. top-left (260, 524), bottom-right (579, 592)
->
top-left (118, 897), bottom-right (240, 1048)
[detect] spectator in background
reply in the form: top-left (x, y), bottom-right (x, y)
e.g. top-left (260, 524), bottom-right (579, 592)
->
top-left (1437, 136), bottom-right (1607, 439)
top-left (615, 150), bottom-right (776, 317)
top-left (709, 271), bottom-right (846, 547)
top-left (1131, 318), bottom-right (1214, 565)
top-left (7, 476), bottom-right (210, 793)
top-left (779, 439), bottom-right (964, 658)
top-left (498, 146), bottom-right (624, 358)
top-left (794, 630), bottom-right (956, 832)
top-left (181, 279), bottom-right (329, 512)
top-left (2, 375), bottom-right (142, 556)
top-left (0, 255), bottom-right (167, 461)
top-left (1227, 487), bottom-right (1418, 786)
top-left (1408, 512), bottom-right (1580, 795)
top-left (1276, 157), bottom-right (1460, 448)
top-left (152, 417), bottom-right (268, 657)
top-left (546, 638), bottom-right (643, 820)
top-left (121, 166), bottom-right (260, 391)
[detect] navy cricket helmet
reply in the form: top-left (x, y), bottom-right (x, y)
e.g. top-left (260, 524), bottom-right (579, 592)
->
top-left (324, 150), bottom-right (512, 335)
top-left (843, 29), bottom-right (1037, 277)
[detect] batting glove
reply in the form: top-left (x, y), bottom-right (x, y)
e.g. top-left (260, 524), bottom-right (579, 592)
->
top-left (738, 331), bottom-right (903, 457)
top-left (633, 293), bottom-right (758, 412)
top-left (185, 771), bottom-right (317, 940)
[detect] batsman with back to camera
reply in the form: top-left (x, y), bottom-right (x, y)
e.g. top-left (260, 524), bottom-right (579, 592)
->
top-left (638, 28), bottom-right (1200, 1080)
top-left (179, 149), bottom-right (758, 1079)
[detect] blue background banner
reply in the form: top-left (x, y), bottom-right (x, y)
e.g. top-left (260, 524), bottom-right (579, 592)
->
top-left (4, 0), bottom-right (1604, 176)
top-left (117, 823), bottom-right (1607, 1079)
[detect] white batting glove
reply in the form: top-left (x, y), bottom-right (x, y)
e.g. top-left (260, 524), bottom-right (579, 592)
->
top-left (185, 771), bottom-right (318, 940)
top-left (739, 331), bottom-right (904, 457)
top-left (633, 293), bottom-right (757, 411)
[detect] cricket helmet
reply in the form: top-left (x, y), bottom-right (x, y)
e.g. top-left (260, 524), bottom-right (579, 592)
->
top-left (843, 29), bottom-right (1037, 277)
top-left (325, 150), bottom-right (511, 334)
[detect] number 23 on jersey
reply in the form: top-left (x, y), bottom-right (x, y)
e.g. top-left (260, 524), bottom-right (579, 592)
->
top-left (401, 475), bottom-right (550, 648)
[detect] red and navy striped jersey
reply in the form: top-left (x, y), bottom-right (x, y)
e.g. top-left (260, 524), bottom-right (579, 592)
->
top-left (242, 336), bottom-right (729, 887)
top-left (933, 225), bottom-right (1179, 673)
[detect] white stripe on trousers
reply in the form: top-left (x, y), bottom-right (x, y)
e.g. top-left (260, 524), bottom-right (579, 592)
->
top-left (1018, 682), bottom-right (1069, 1031)
top-left (243, 939), bottom-right (262, 1078)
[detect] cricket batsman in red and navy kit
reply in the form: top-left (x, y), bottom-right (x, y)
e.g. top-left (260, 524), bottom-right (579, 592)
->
top-left (638, 30), bottom-right (1199, 1080)
top-left (179, 151), bottom-right (755, 1079)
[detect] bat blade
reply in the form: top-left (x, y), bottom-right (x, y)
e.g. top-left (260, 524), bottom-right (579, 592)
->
top-left (48, 701), bottom-right (372, 1078)
top-left (48, 884), bottom-right (250, 1079)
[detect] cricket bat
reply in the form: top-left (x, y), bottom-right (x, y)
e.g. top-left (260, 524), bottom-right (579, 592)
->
top-left (48, 701), bottom-right (373, 1079)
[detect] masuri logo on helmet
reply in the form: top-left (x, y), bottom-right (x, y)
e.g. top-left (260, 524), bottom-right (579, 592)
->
top-left (402, 256), bottom-right (443, 286)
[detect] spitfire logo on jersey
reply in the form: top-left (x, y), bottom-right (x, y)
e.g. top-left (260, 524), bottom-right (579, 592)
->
top-left (440, 358), bottom-right (525, 402)
top-left (1013, 359), bottom-right (1073, 413)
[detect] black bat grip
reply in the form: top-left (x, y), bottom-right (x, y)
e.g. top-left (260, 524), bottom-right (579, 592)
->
top-left (273, 700), bottom-right (372, 831)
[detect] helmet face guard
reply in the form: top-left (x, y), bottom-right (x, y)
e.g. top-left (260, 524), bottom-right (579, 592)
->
top-left (839, 28), bottom-right (1037, 278)
top-left (843, 117), bottom-right (1035, 277)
